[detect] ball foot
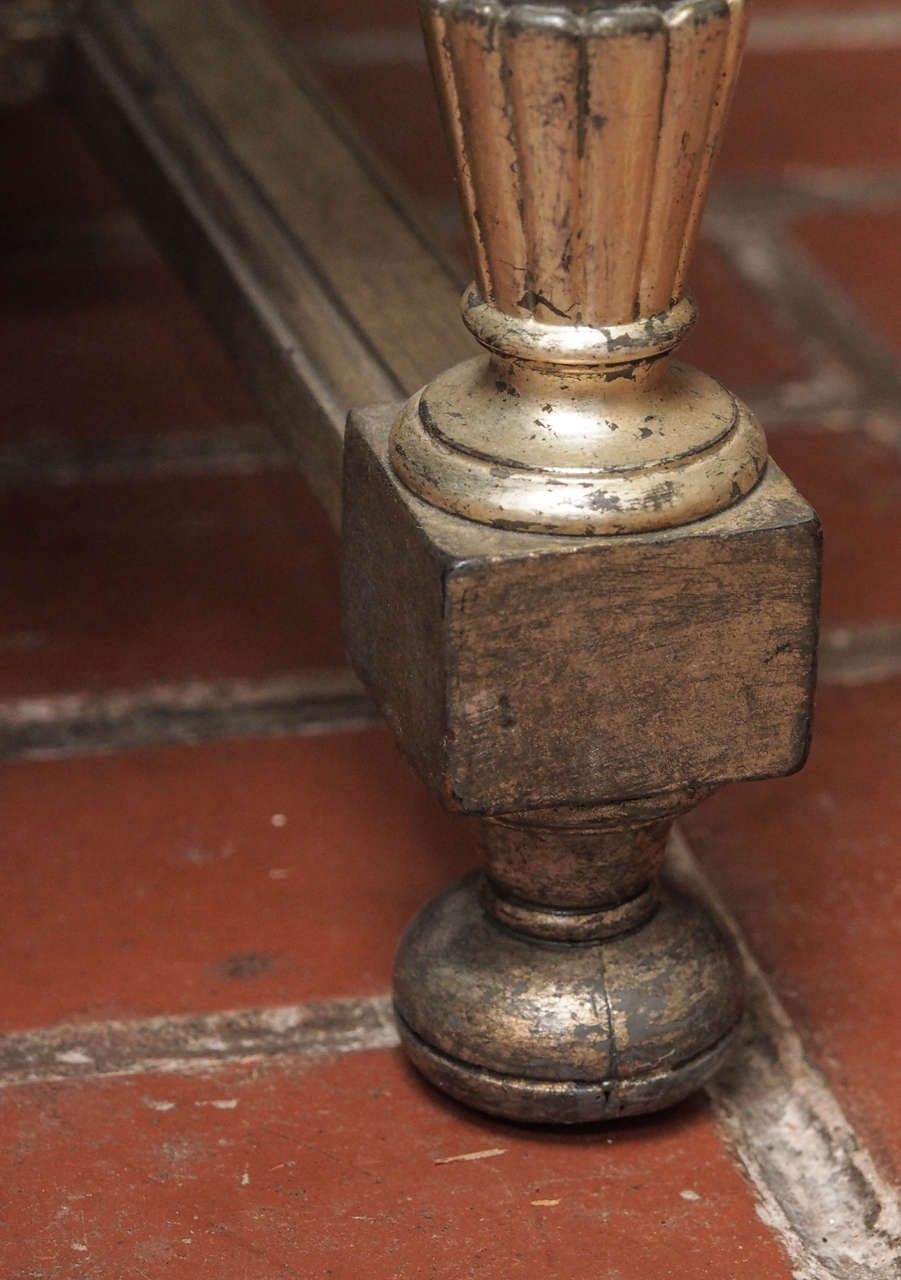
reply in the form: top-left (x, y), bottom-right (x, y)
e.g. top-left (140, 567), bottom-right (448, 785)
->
top-left (394, 871), bottom-right (744, 1124)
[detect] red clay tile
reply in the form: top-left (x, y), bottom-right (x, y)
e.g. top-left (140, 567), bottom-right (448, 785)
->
top-left (1, 1049), bottom-right (795, 1278)
top-left (682, 240), bottom-right (809, 391)
top-left (766, 428), bottom-right (901, 628)
top-left (0, 105), bottom-right (256, 448)
top-left (0, 469), bottom-right (342, 697)
top-left (792, 208), bottom-right (901, 362)
top-left (682, 675), bottom-right (901, 1183)
top-left (0, 731), bottom-right (477, 1031)
top-left (0, 256), bottom-right (258, 446)
top-left (0, 106), bottom-right (124, 219)
top-left (719, 50), bottom-right (901, 175)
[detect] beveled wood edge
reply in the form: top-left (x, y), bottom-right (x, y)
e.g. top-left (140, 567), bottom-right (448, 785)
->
top-left (61, 0), bottom-right (475, 527)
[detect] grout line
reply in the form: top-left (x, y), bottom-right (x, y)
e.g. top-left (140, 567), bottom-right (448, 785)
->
top-left (752, 399), bottom-right (901, 441)
top-left (0, 424), bottom-right (289, 489)
top-left (3, 834), bottom-right (898, 1275)
top-left (711, 172), bottom-right (901, 220)
top-left (746, 7), bottom-right (901, 52)
top-left (764, 236), bottom-right (901, 417)
top-left (818, 622), bottom-right (901, 687)
top-left (0, 995), bottom-right (398, 1090)
top-left (0, 670), bottom-right (381, 761)
top-left (703, 205), bottom-right (861, 395)
top-left (744, 372), bottom-right (868, 429)
top-left (367, 165), bottom-right (901, 235)
top-left (0, 624), bottom-right (897, 764)
top-left (669, 829), bottom-right (901, 1280)
top-left (704, 203), bottom-right (901, 438)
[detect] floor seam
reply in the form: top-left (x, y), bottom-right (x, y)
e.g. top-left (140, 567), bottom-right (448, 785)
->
top-left (0, 994), bottom-right (398, 1090)
top-left (670, 828), bottom-right (901, 1280)
top-left (0, 423), bottom-right (288, 488)
top-left (3, 840), bottom-right (899, 1276)
top-left (3, 625), bottom-right (898, 762)
top-left (0, 670), bottom-right (380, 759)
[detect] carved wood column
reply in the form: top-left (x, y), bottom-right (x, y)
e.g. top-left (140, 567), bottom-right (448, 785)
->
top-left (343, 0), bottom-right (821, 1123)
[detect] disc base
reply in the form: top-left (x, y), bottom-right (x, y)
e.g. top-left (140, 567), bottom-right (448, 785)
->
top-left (396, 1011), bottom-right (741, 1125)
top-left (393, 871), bottom-right (744, 1124)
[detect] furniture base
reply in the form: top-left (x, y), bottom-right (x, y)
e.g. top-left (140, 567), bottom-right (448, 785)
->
top-left (394, 871), bottom-right (744, 1124)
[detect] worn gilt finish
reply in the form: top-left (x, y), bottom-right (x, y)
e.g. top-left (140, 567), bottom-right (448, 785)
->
top-left (344, 0), bottom-right (821, 1121)
top-left (52, 0), bottom-right (820, 1125)
top-left (391, 0), bottom-right (762, 534)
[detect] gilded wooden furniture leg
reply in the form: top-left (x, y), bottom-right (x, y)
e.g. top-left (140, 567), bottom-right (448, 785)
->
top-left (64, 0), bottom-right (819, 1125)
top-left (343, 0), bottom-right (821, 1122)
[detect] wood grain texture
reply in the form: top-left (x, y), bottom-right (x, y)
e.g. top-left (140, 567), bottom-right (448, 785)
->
top-left (345, 404), bottom-right (821, 814)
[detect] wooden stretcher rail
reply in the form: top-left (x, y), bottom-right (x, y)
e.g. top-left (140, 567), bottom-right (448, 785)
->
top-left (64, 0), bottom-right (475, 526)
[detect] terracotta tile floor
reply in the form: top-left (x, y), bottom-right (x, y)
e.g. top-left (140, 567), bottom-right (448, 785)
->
top-left (0, 471), bottom-right (342, 696)
top-left (768, 429), bottom-right (901, 627)
top-left (3, 3), bottom-right (901, 1277)
top-left (0, 732), bottom-right (474, 1031)
top-left (4, 1057), bottom-right (796, 1279)
top-left (684, 677), bottom-right (901, 1185)
top-left (720, 49), bottom-right (901, 176)
top-left (0, 255), bottom-right (258, 445)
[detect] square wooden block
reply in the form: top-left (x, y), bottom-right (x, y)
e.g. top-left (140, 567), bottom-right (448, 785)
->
top-left (343, 404), bottom-right (820, 814)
